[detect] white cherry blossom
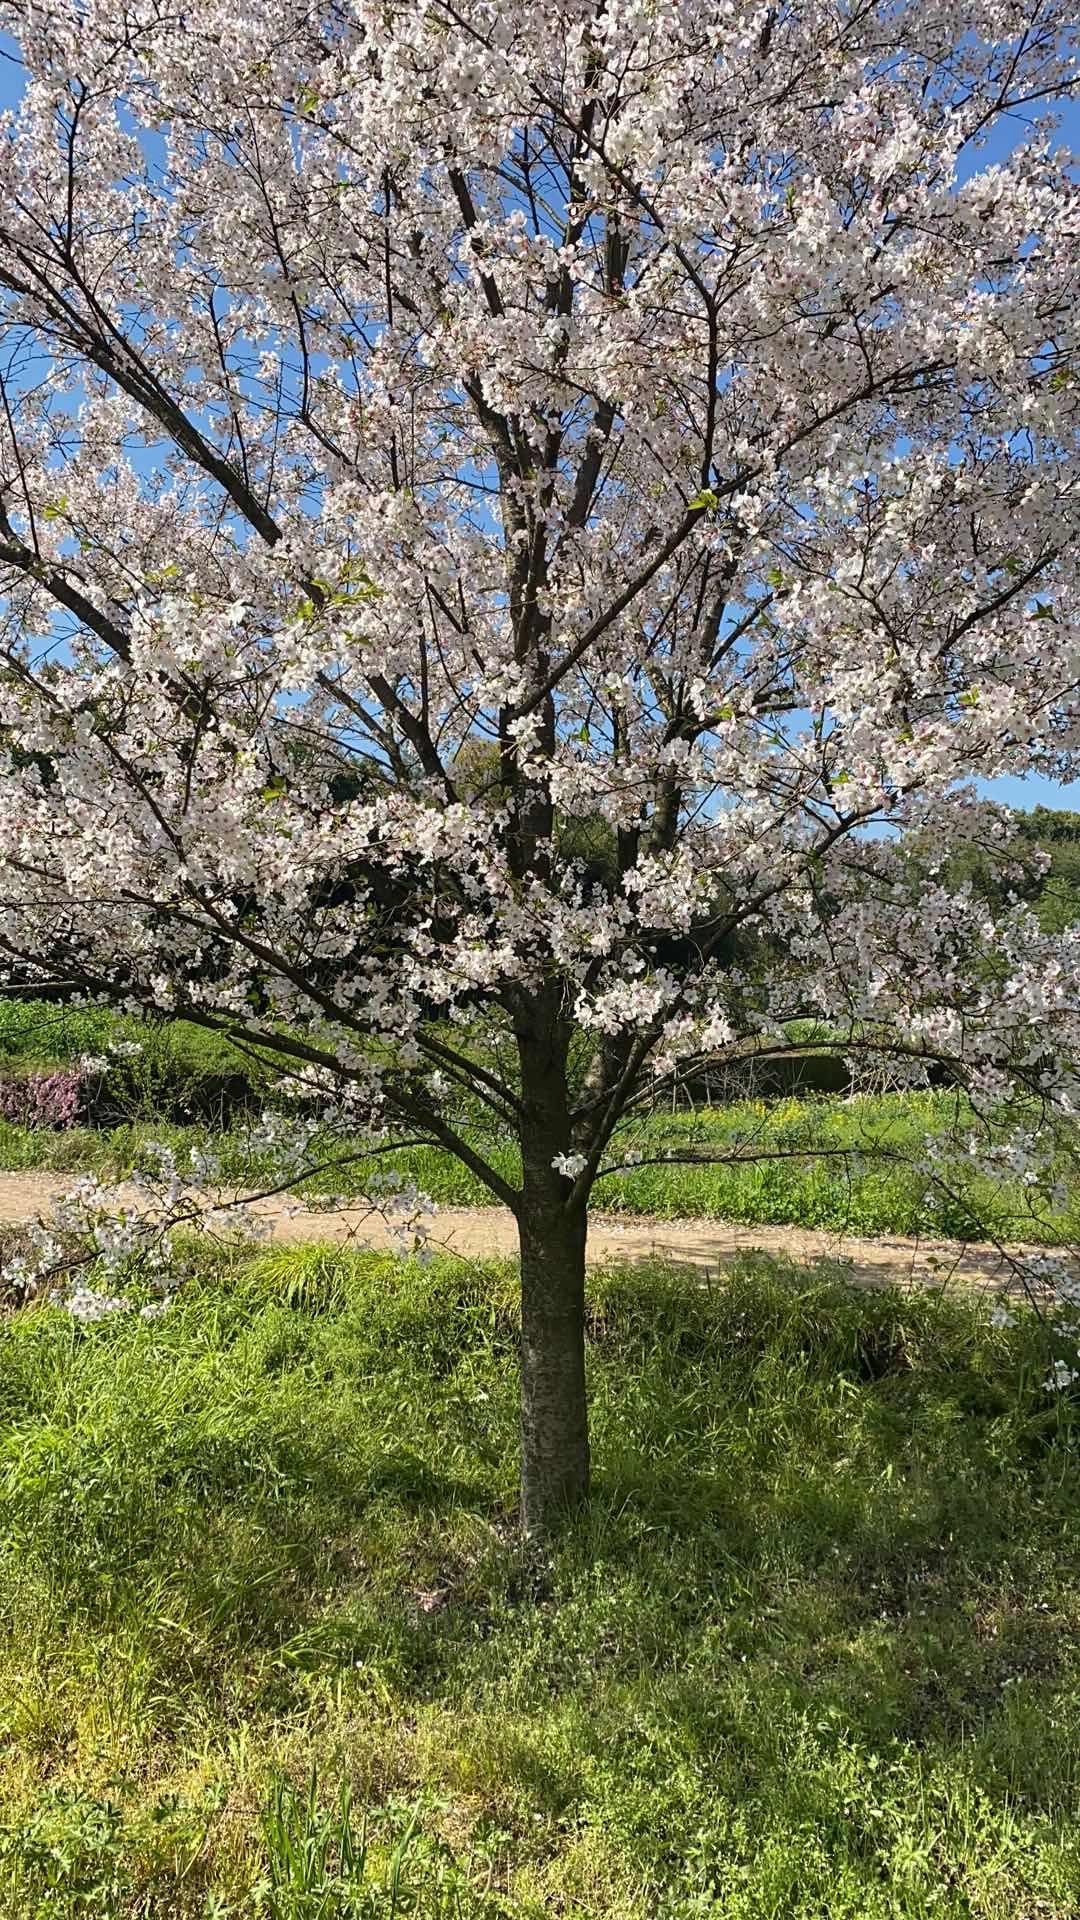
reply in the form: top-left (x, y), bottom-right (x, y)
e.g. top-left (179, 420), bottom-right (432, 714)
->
top-left (0, 0), bottom-right (1076, 1527)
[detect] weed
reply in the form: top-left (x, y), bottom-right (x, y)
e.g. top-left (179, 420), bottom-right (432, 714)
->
top-left (257, 1773), bottom-right (505, 1917)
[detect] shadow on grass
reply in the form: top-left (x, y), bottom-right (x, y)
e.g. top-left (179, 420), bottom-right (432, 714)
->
top-left (0, 1251), bottom-right (1077, 1916)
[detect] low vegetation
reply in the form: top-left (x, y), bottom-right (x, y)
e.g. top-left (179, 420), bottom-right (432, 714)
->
top-left (0, 1090), bottom-right (1075, 1246)
top-left (0, 1248), bottom-right (1078, 1917)
top-left (3, 1001), bottom-right (1076, 1248)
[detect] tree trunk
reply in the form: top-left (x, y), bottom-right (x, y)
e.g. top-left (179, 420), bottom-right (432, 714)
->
top-left (517, 1186), bottom-right (589, 1535)
top-left (514, 994), bottom-right (590, 1536)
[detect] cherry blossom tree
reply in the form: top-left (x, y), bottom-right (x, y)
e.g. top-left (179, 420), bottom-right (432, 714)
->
top-left (0, 0), bottom-right (1078, 1530)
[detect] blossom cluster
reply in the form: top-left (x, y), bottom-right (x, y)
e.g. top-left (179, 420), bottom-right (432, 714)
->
top-left (0, 1068), bottom-right (85, 1130)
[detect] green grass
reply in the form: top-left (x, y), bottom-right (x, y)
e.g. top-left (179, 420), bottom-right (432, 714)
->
top-left (0, 999), bottom-right (251, 1075)
top-left (0, 1248), bottom-right (1079, 1915)
top-left (2, 1000), bottom-right (1076, 1244)
top-left (0, 1088), bottom-right (1076, 1245)
top-left (0, 999), bottom-right (121, 1061)
top-left (0, 990), bottom-right (1075, 1242)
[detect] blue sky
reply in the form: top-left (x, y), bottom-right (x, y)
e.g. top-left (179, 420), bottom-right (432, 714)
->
top-left (0, 30), bottom-right (1077, 813)
top-left (981, 772), bottom-right (1078, 810)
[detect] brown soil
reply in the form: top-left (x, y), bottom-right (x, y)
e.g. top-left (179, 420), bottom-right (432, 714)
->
top-left (0, 1170), bottom-right (1063, 1294)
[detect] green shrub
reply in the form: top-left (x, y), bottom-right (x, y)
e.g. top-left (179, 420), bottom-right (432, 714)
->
top-left (0, 1001), bottom-right (267, 1122)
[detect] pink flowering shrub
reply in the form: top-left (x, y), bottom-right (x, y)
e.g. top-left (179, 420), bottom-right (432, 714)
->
top-left (0, 1068), bottom-right (85, 1130)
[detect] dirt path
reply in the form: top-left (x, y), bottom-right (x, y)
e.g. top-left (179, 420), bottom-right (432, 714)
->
top-left (0, 1169), bottom-right (1063, 1294)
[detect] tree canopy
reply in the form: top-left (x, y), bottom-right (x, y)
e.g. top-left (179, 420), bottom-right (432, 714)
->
top-left (0, 0), bottom-right (1077, 1523)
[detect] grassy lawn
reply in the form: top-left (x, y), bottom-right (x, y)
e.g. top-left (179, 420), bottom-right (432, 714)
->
top-left (0, 1089), bottom-right (1075, 1245)
top-left (0, 1248), bottom-right (1078, 1915)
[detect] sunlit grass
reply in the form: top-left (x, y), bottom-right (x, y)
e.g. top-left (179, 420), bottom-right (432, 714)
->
top-left (0, 1087), bottom-right (1075, 1245)
top-left (0, 1247), bottom-right (1078, 1914)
